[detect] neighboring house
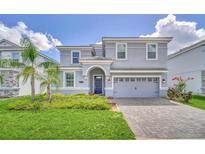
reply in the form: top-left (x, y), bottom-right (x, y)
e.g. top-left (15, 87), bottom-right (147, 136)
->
top-left (168, 39), bottom-right (205, 95)
top-left (54, 37), bottom-right (172, 98)
top-left (0, 39), bottom-right (58, 97)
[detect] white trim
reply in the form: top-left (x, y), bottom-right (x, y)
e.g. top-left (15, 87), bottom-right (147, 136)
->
top-left (71, 50), bottom-right (81, 64)
top-left (168, 39), bottom-right (205, 60)
top-left (92, 74), bottom-right (104, 94)
top-left (0, 68), bottom-right (20, 71)
top-left (103, 37), bottom-right (173, 42)
top-left (57, 46), bottom-right (92, 49)
top-left (79, 60), bottom-right (113, 64)
top-left (0, 87), bottom-right (19, 90)
top-left (53, 87), bottom-right (89, 90)
top-left (85, 65), bottom-right (107, 76)
top-left (146, 43), bottom-right (158, 60)
top-left (110, 70), bottom-right (168, 73)
top-left (111, 75), bottom-right (162, 89)
top-left (59, 67), bottom-right (82, 71)
top-left (116, 42), bottom-right (127, 60)
top-left (160, 87), bottom-right (168, 90)
top-left (63, 71), bottom-right (75, 88)
top-left (104, 87), bottom-right (113, 90)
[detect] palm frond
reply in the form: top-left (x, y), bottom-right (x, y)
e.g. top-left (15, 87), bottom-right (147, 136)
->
top-left (21, 37), bottom-right (38, 64)
top-left (17, 66), bottom-right (34, 84)
top-left (0, 74), bottom-right (4, 84)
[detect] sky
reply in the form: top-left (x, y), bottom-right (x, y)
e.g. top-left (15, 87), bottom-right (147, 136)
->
top-left (0, 14), bottom-right (205, 61)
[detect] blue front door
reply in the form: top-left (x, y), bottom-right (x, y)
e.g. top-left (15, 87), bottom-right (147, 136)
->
top-left (94, 76), bottom-right (103, 94)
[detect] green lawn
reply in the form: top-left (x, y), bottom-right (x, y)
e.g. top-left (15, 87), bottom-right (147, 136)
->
top-left (187, 95), bottom-right (205, 110)
top-left (0, 95), bottom-right (135, 140)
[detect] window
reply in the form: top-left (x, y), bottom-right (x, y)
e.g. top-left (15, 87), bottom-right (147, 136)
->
top-left (12, 52), bottom-right (20, 62)
top-left (119, 78), bottom-right (124, 82)
top-left (147, 43), bottom-right (157, 60)
top-left (130, 78), bottom-right (135, 82)
top-left (65, 72), bottom-right (74, 87)
top-left (116, 43), bottom-right (127, 60)
top-left (136, 78), bottom-right (141, 82)
top-left (114, 78), bottom-right (118, 83)
top-left (148, 78), bottom-right (152, 82)
top-left (71, 51), bottom-right (80, 64)
top-left (142, 78), bottom-right (146, 82)
top-left (125, 78), bottom-right (129, 82)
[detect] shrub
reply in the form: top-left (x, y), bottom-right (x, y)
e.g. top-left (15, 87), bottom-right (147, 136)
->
top-left (7, 94), bottom-right (111, 111)
top-left (182, 91), bottom-right (192, 103)
top-left (167, 76), bottom-right (193, 103)
top-left (33, 102), bottom-right (44, 112)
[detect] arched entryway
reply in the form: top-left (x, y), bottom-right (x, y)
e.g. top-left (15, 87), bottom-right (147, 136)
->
top-left (88, 67), bottom-right (105, 95)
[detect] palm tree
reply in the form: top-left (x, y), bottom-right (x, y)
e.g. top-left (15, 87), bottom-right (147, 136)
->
top-left (39, 61), bottom-right (59, 102)
top-left (16, 37), bottom-right (40, 102)
top-left (0, 74), bottom-right (3, 85)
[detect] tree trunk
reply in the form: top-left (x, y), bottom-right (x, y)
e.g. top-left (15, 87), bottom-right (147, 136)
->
top-left (47, 84), bottom-right (52, 103)
top-left (31, 74), bottom-right (35, 102)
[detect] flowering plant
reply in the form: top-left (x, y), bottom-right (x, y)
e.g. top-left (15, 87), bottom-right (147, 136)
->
top-left (167, 76), bottom-right (194, 103)
top-left (172, 76), bottom-right (194, 93)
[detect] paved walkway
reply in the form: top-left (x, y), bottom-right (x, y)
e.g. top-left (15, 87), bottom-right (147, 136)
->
top-left (114, 98), bottom-right (205, 139)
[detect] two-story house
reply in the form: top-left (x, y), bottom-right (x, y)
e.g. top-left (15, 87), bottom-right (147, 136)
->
top-left (168, 39), bottom-right (205, 95)
top-left (55, 37), bottom-right (172, 98)
top-left (0, 39), bottom-right (58, 98)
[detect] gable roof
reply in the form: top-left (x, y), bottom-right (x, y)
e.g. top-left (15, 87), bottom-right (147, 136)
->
top-left (102, 37), bottom-right (173, 42)
top-left (0, 39), bottom-right (21, 48)
top-left (0, 39), bottom-right (58, 64)
top-left (168, 39), bottom-right (205, 60)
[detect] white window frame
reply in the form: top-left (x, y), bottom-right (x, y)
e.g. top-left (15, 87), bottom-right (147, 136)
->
top-left (116, 42), bottom-right (127, 60)
top-left (146, 43), bottom-right (158, 60)
top-left (71, 50), bottom-right (81, 64)
top-left (63, 71), bottom-right (75, 88)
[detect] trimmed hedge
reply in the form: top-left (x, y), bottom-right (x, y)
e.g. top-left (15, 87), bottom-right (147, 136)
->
top-left (6, 93), bottom-right (111, 111)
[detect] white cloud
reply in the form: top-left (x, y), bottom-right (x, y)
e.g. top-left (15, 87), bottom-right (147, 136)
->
top-left (0, 21), bottom-right (62, 51)
top-left (141, 14), bottom-right (205, 54)
top-left (96, 41), bottom-right (102, 45)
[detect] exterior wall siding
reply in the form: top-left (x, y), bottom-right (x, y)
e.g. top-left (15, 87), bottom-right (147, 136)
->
top-left (105, 42), bottom-right (167, 69)
top-left (168, 45), bottom-right (205, 94)
top-left (60, 48), bottom-right (92, 66)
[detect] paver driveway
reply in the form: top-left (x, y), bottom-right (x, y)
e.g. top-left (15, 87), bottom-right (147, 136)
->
top-left (114, 98), bottom-right (205, 139)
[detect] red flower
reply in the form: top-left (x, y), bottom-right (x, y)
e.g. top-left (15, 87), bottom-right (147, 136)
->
top-left (172, 77), bottom-right (177, 80)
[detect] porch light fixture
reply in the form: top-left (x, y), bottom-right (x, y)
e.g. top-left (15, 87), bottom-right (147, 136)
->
top-left (162, 79), bottom-right (166, 83)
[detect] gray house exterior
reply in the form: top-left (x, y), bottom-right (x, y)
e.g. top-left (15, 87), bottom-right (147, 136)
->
top-left (168, 39), bottom-right (205, 95)
top-left (0, 39), bottom-right (58, 97)
top-left (54, 37), bottom-right (172, 98)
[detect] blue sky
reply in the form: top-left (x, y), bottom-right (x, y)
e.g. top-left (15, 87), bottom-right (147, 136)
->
top-left (1, 14), bottom-right (205, 61)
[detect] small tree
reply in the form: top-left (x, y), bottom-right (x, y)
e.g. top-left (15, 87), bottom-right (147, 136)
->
top-left (16, 37), bottom-right (41, 102)
top-left (172, 76), bottom-right (194, 93)
top-left (168, 76), bottom-right (194, 103)
top-left (39, 61), bottom-right (59, 103)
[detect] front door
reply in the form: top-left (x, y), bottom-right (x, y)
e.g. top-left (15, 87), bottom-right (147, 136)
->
top-left (94, 75), bottom-right (103, 94)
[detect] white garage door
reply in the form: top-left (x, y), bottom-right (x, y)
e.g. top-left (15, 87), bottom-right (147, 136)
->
top-left (113, 77), bottom-right (160, 98)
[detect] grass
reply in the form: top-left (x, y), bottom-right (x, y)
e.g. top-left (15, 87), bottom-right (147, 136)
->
top-left (0, 94), bottom-right (135, 140)
top-left (187, 95), bottom-right (205, 110)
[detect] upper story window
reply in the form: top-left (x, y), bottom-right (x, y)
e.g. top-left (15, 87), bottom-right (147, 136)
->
top-left (12, 52), bottom-right (20, 62)
top-left (116, 43), bottom-right (127, 60)
top-left (146, 43), bottom-right (158, 60)
top-left (71, 50), bottom-right (80, 64)
top-left (65, 72), bottom-right (74, 87)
